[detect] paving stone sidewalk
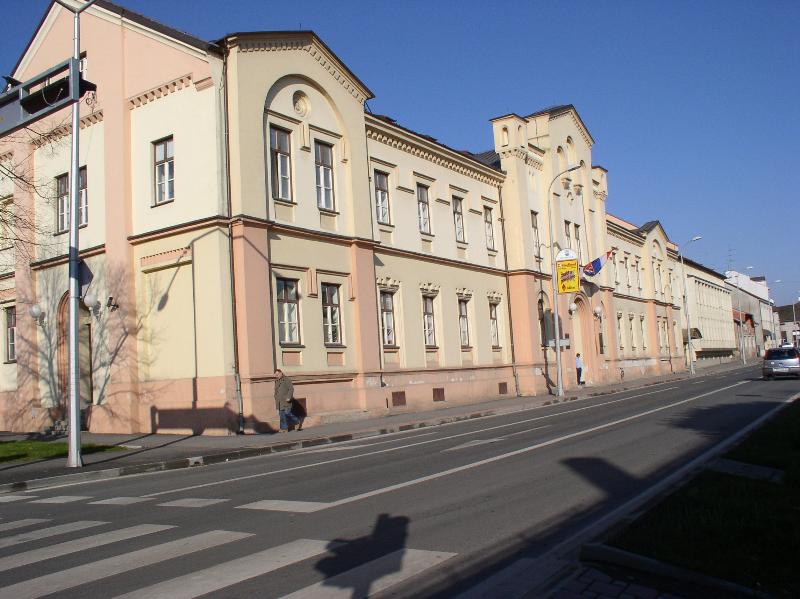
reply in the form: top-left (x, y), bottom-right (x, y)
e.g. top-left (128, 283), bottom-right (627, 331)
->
top-left (0, 361), bottom-right (755, 490)
top-left (551, 567), bottom-right (686, 599)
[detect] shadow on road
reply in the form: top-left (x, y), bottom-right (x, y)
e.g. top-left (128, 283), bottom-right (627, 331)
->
top-left (315, 512), bottom-right (410, 599)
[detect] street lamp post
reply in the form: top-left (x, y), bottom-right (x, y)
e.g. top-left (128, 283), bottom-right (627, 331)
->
top-left (679, 235), bottom-right (702, 375)
top-left (55, 0), bottom-right (98, 468)
top-left (546, 164), bottom-right (581, 397)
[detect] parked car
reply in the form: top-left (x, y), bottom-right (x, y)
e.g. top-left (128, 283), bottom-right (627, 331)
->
top-left (763, 347), bottom-right (800, 379)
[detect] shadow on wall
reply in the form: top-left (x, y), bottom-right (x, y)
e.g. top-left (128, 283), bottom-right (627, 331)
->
top-left (148, 404), bottom-right (277, 435)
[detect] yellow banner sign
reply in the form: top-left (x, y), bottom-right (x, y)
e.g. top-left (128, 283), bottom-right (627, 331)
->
top-left (556, 259), bottom-right (579, 294)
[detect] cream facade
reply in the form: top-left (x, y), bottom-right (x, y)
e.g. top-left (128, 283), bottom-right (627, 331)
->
top-left (1, 1), bottom-right (700, 435)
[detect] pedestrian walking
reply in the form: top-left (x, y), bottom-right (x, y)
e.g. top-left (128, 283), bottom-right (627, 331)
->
top-left (576, 353), bottom-right (585, 386)
top-left (274, 369), bottom-right (302, 432)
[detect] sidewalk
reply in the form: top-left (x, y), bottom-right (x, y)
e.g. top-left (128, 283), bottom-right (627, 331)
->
top-left (0, 361), bottom-right (755, 493)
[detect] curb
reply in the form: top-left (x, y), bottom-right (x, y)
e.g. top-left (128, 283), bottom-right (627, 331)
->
top-left (580, 543), bottom-right (772, 598)
top-left (0, 364), bottom-right (756, 494)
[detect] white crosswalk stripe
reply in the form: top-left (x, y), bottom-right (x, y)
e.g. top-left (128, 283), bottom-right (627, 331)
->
top-left (0, 495), bottom-right (37, 503)
top-left (279, 548), bottom-right (457, 598)
top-left (89, 497), bottom-right (153, 506)
top-left (0, 525), bottom-right (174, 573)
top-left (29, 496), bottom-right (91, 504)
top-left (109, 539), bottom-right (337, 599)
top-left (0, 529), bottom-right (253, 599)
top-left (157, 498), bottom-right (228, 508)
top-left (0, 519), bottom-right (49, 533)
top-left (0, 521), bottom-right (106, 549)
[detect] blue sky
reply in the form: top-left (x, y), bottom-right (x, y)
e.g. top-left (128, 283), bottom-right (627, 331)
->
top-left (2, 0), bottom-right (798, 304)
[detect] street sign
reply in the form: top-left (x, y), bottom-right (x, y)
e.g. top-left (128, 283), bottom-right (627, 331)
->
top-left (0, 58), bottom-right (96, 138)
top-left (556, 258), bottom-right (579, 294)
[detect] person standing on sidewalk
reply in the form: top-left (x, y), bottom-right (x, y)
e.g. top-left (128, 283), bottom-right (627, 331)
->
top-left (576, 353), bottom-right (585, 386)
top-left (274, 369), bottom-right (302, 432)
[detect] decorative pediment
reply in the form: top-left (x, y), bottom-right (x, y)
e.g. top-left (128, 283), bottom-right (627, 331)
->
top-left (456, 287), bottom-right (474, 299)
top-left (487, 290), bottom-right (503, 303)
top-left (419, 282), bottom-right (441, 296)
top-left (376, 276), bottom-right (400, 291)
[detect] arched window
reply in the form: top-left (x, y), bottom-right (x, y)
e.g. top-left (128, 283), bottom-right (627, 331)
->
top-left (501, 127), bottom-right (509, 146)
top-left (557, 147), bottom-right (567, 173)
top-left (566, 137), bottom-right (577, 166)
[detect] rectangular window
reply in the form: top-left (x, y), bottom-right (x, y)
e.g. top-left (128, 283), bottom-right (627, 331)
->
top-left (276, 278), bottom-right (300, 344)
top-left (0, 197), bottom-right (12, 249)
top-left (458, 298), bottom-right (470, 347)
top-left (315, 141), bottom-right (334, 211)
top-left (5, 306), bottom-right (15, 362)
top-left (380, 291), bottom-right (396, 347)
top-left (574, 224), bottom-right (582, 264)
top-left (270, 127), bottom-right (292, 202)
top-left (78, 167), bottom-right (87, 226)
top-left (564, 220), bottom-right (572, 250)
top-left (374, 170), bottom-right (390, 224)
top-left (56, 173), bottom-right (69, 233)
top-left (453, 197), bottom-right (465, 243)
top-left (640, 317), bottom-right (647, 349)
top-left (531, 211), bottom-right (541, 258)
top-left (417, 184), bottom-right (431, 234)
top-left (321, 283), bottom-right (341, 345)
top-left (617, 314), bottom-right (624, 349)
top-left (484, 207), bottom-right (495, 250)
top-left (153, 137), bottom-right (175, 205)
top-left (625, 256), bottom-right (631, 287)
top-left (629, 316), bottom-right (636, 349)
top-left (422, 295), bottom-right (436, 347)
top-left (490, 302), bottom-right (500, 347)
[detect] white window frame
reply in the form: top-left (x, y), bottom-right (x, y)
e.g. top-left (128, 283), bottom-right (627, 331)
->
top-left (531, 211), bottom-right (541, 258)
top-left (153, 137), bottom-right (175, 205)
top-left (77, 167), bottom-right (88, 227)
top-left (374, 170), bottom-right (390, 224)
top-left (490, 302), bottom-right (501, 348)
top-left (564, 220), bottom-right (572, 250)
top-left (380, 291), bottom-right (396, 347)
top-left (315, 140), bottom-right (335, 211)
top-left (453, 197), bottom-right (465, 243)
top-left (321, 283), bottom-right (342, 345)
top-left (417, 184), bottom-right (431, 234)
top-left (5, 306), bottom-right (15, 363)
top-left (458, 298), bottom-right (470, 348)
top-left (640, 316), bottom-right (647, 350)
top-left (422, 294), bottom-right (436, 347)
top-left (276, 278), bottom-right (300, 345)
top-left (55, 173), bottom-right (69, 233)
top-left (484, 207), bottom-right (495, 250)
top-left (270, 127), bottom-right (293, 202)
top-left (574, 223), bottom-right (582, 264)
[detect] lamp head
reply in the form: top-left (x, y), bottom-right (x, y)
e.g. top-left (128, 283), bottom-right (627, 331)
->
top-left (691, 235), bottom-right (702, 242)
top-left (28, 304), bottom-right (43, 319)
top-left (83, 292), bottom-right (101, 310)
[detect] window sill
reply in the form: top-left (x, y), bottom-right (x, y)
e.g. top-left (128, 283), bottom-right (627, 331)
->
top-left (460, 346), bottom-right (473, 351)
top-left (492, 346), bottom-right (502, 351)
top-left (280, 343), bottom-right (305, 349)
top-left (456, 241), bottom-right (468, 249)
top-left (420, 232), bottom-right (434, 240)
top-left (324, 344), bottom-right (347, 350)
top-left (4, 359), bottom-right (16, 364)
top-left (425, 345), bottom-right (439, 351)
top-left (53, 223), bottom-right (88, 237)
top-left (318, 207), bottom-right (339, 216)
top-left (377, 221), bottom-right (394, 229)
top-left (487, 248), bottom-right (498, 255)
top-left (383, 345), bottom-right (400, 353)
top-left (273, 198), bottom-right (295, 206)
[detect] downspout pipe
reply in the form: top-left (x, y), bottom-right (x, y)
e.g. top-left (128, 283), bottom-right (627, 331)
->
top-left (221, 41), bottom-right (245, 434)
top-left (497, 185), bottom-right (520, 396)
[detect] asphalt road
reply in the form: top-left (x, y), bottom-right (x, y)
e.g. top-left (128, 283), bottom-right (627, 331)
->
top-left (0, 366), bottom-right (795, 598)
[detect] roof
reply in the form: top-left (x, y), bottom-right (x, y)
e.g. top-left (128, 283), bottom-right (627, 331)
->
top-left (524, 103), bottom-right (595, 145)
top-left (682, 256), bottom-right (727, 281)
top-left (369, 114), bottom-right (503, 174)
top-left (471, 150), bottom-right (501, 169)
top-left (13, 0), bottom-right (220, 76)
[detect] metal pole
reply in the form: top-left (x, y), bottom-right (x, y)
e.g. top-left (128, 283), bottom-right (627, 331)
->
top-left (546, 165), bottom-right (579, 397)
top-left (794, 300), bottom-right (798, 348)
top-left (57, 0), bottom-right (98, 467)
top-left (65, 6), bottom-right (82, 468)
top-left (736, 274), bottom-right (746, 365)
top-left (680, 251), bottom-right (694, 375)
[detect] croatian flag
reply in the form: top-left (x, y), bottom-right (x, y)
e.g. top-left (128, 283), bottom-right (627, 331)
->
top-left (583, 250), bottom-right (613, 277)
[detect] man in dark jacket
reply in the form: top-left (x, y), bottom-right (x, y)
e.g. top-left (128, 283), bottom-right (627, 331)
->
top-left (274, 369), bottom-right (301, 432)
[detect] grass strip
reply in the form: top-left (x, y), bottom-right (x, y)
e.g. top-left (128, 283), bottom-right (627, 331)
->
top-left (0, 440), bottom-right (125, 463)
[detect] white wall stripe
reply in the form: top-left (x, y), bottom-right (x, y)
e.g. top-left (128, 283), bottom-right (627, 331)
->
top-left (110, 539), bottom-right (335, 599)
top-left (0, 519), bottom-right (49, 533)
top-left (0, 521), bottom-right (106, 549)
top-left (0, 530), bottom-right (252, 599)
top-left (0, 524), bottom-right (175, 573)
top-left (279, 548), bottom-right (457, 598)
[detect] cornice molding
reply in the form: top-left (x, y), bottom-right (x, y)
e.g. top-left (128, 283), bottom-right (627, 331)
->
top-left (237, 37), bottom-right (369, 105)
top-left (419, 282), bottom-right (441, 295)
top-left (32, 111), bottom-right (104, 148)
top-left (497, 147), bottom-right (543, 171)
top-left (128, 74), bottom-right (193, 110)
top-left (487, 290), bottom-right (504, 303)
top-left (376, 276), bottom-right (401, 292)
top-left (456, 287), bottom-right (474, 299)
top-left (551, 110), bottom-right (593, 148)
top-left (366, 122), bottom-right (504, 187)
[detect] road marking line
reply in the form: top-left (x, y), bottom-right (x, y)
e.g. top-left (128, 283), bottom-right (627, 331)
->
top-left (0, 521), bottom-right (106, 549)
top-left (237, 381), bottom-right (747, 513)
top-left (0, 495), bottom-right (36, 503)
top-left (157, 498), bottom-right (228, 508)
top-left (109, 539), bottom-right (335, 599)
top-left (279, 549), bottom-right (457, 599)
top-left (0, 524), bottom-right (174, 573)
top-left (443, 439), bottom-right (505, 452)
top-left (145, 387), bottom-right (679, 498)
top-left (0, 519), bottom-right (49, 533)
top-left (237, 500), bottom-right (331, 513)
top-left (29, 495), bottom-right (91, 504)
top-left (304, 432), bottom-right (438, 453)
top-left (0, 530), bottom-right (253, 599)
top-left (89, 497), bottom-right (153, 506)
